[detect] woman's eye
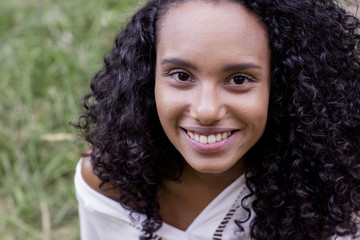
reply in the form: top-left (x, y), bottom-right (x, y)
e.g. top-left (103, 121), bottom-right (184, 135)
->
top-left (172, 72), bottom-right (190, 81)
top-left (228, 75), bottom-right (252, 85)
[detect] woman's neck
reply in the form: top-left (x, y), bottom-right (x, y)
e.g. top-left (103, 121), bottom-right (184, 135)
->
top-left (157, 159), bottom-right (246, 230)
top-left (181, 160), bottom-right (246, 189)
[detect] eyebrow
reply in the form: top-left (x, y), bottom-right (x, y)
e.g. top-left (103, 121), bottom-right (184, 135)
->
top-left (222, 63), bottom-right (262, 72)
top-left (160, 57), bottom-right (262, 72)
top-left (161, 58), bottom-right (198, 71)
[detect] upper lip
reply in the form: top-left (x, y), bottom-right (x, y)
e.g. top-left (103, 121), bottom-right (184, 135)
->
top-left (181, 126), bottom-right (237, 135)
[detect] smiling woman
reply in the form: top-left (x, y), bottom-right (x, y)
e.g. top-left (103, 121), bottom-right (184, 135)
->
top-left (154, 2), bottom-right (270, 230)
top-left (73, 0), bottom-right (360, 239)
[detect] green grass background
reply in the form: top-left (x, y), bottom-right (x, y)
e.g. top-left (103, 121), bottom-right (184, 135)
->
top-left (0, 0), bottom-right (144, 239)
top-left (0, 0), bottom-right (358, 239)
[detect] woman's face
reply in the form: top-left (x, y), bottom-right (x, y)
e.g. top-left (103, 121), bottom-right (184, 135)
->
top-left (155, 0), bottom-right (271, 176)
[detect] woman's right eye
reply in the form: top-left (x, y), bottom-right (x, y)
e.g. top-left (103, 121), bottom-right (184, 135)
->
top-left (172, 72), bottom-right (190, 81)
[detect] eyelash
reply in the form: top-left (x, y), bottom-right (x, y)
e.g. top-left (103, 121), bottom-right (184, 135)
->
top-left (166, 69), bottom-right (254, 86)
top-left (226, 74), bottom-right (254, 85)
top-left (168, 70), bottom-right (193, 82)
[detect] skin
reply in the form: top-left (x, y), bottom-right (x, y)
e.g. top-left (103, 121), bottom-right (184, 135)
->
top-left (155, 0), bottom-right (271, 230)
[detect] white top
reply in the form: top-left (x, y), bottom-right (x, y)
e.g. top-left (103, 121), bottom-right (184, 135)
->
top-left (75, 159), bottom-right (357, 240)
top-left (75, 159), bottom-right (253, 240)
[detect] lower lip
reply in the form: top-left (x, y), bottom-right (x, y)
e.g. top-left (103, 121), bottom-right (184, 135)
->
top-left (183, 130), bottom-right (238, 153)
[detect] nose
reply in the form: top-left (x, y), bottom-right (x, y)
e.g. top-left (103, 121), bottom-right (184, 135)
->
top-left (190, 83), bottom-right (225, 125)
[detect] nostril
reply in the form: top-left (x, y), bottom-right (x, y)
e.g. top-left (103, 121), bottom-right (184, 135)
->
top-left (191, 104), bottom-right (226, 125)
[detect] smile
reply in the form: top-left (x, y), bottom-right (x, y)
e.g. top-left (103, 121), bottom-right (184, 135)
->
top-left (186, 130), bottom-right (232, 144)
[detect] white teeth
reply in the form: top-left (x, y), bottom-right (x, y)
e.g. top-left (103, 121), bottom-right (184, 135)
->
top-left (187, 130), bottom-right (232, 144)
top-left (188, 131), bottom-right (194, 139)
top-left (199, 135), bottom-right (207, 144)
top-left (195, 134), bottom-right (199, 142)
top-left (208, 135), bottom-right (216, 144)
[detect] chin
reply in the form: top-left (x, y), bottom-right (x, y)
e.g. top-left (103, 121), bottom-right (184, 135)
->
top-left (187, 159), bottom-right (245, 176)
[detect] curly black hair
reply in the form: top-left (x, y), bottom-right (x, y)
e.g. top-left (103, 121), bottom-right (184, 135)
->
top-left (73, 0), bottom-right (360, 239)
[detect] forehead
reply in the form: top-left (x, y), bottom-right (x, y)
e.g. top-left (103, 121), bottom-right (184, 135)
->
top-left (156, 0), bottom-right (269, 64)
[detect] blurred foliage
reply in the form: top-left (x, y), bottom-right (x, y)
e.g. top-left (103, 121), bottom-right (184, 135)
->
top-left (0, 0), bottom-right (144, 239)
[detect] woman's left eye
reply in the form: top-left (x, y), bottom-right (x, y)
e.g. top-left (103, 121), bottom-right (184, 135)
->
top-left (227, 75), bottom-right (253, 85)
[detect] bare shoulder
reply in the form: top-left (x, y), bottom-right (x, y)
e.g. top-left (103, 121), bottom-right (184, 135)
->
top-left (81, 155), bottom-right (120, 201)
top-left (81, 156), bottom-right (101, 192)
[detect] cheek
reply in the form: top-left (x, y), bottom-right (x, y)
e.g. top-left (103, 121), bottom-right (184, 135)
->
top-left (155, 79), bottom-right (189, 111)
top-left (252, 96), bottom-right (269, 123)
top-left (237, 91), bottom-right (270, 128)
top-left (154, 84), bottom-right (167, 122)
top-left (253, 96), bottom-right (270, 132)
top-left (155, 83), bottom-right (183, 125)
